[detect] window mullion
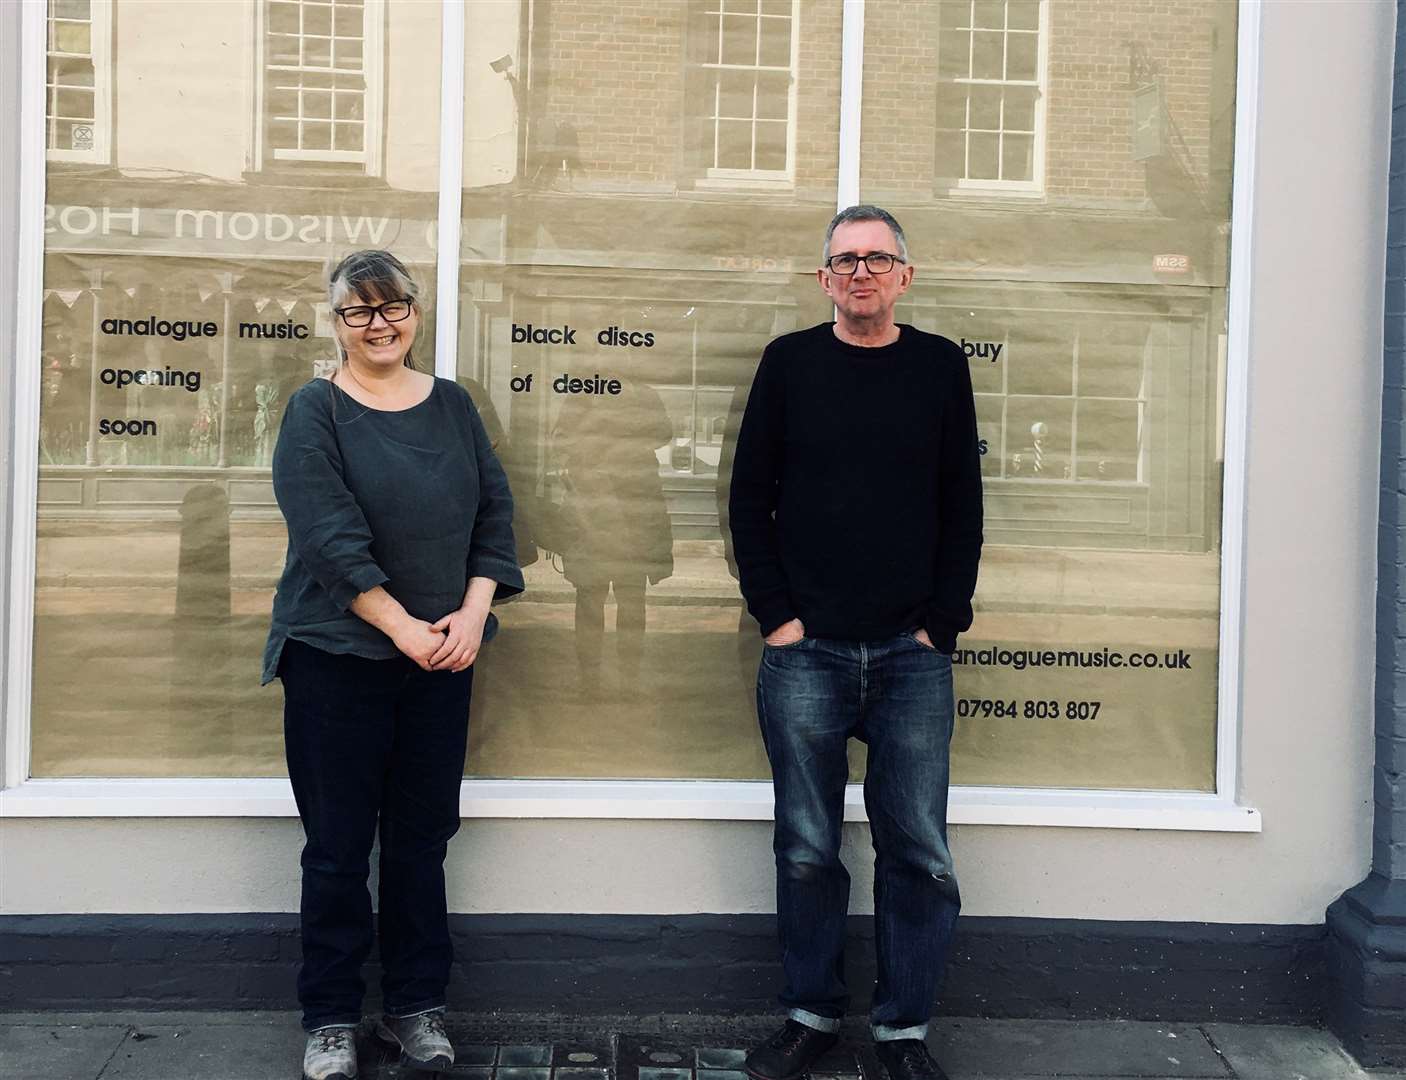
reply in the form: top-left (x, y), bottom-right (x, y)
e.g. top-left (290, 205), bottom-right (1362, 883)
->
top-left (433, 0), bottom-right (465, 380)
top-left (837, 0), bottom-right (863, 209)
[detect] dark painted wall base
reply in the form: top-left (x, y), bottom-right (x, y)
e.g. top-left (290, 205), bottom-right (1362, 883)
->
top-left (0, 913), bottom-right (1327, 1023)
top-left (1326, 875), bottom-right (1406, 1068)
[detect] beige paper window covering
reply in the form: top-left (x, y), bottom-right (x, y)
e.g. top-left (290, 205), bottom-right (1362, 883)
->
top-left (32, 0), bottom-right (1232, 792)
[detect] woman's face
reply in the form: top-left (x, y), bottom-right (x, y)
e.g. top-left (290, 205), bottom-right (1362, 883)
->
top-left (334, 290), bottom-right (419, 371)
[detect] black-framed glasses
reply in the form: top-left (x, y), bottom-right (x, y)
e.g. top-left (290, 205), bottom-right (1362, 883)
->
top-left (334, 298), bottom-right (414, 327)
top-left (825, 252), bottom-right (904, 275)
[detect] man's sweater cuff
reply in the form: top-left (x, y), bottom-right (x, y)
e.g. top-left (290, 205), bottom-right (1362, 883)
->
top-left (752, 596), bottom-right (797, 638)
top-left (923, 613), bottom-right (960, 656)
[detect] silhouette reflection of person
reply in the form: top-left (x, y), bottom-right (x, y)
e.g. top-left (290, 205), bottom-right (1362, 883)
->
top-left (716, 379), bottom-right (764, 691)
top-left (552, 377), bottom-right (674, 695)
top-left (458, 373), bottom-right (538, 567)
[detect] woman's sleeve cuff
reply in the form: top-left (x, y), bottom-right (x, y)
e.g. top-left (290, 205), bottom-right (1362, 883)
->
top-left (469, 555), bottom-right (526, 601)
top-left (327, 563), bottom-right (390, 611)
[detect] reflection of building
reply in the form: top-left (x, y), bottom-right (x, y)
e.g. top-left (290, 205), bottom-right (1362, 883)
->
top-left (38, 0), bottom-right (457, 522)
top-left (41, 0), bottom-right (1232, 553)
top-left (445, 0), bottom-right (1235, 552)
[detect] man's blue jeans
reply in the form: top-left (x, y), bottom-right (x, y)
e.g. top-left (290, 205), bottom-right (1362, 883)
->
top-left (280, 638), bottom-right (474, 1032)
top-left (756, 632), bottom-right (960, 1041)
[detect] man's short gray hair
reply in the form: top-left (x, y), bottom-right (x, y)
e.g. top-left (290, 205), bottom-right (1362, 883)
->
top-left (822, 204), bottom-right (909, 265)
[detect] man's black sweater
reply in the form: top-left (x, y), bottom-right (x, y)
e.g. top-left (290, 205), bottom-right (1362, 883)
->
top-left (727, 322), bottom-right (983, 654)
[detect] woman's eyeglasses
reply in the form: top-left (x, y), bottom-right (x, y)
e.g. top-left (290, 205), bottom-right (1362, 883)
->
top-left (334, 298), bottom-right (414, 327)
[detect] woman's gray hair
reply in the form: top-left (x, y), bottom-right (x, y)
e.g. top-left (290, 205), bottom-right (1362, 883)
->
top-left (328, 249), bottom-right (422, 369)
top-left (822, 204), bottom-right (909, 265)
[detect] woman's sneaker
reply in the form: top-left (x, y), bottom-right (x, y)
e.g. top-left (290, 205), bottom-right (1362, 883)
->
top-left (375, 1008), bottom-right (455, 1071)
top-left (303, 1024), bottom-right (358, 1080)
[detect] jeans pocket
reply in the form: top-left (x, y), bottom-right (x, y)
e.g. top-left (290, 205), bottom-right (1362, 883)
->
top-left (764, 636), bottom-right (809, 650)
top-left (906, 632), bottom-right (952, 658)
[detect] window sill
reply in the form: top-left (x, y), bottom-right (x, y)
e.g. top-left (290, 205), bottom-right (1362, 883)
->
top-left (240, 168), bottom-right (388, 190)
top-left (692, 177), bottom-right (796, 194)
top-left (0, 777), bottom-right (1261, 832)
top-left (43, 160), bottom-right (119, 178)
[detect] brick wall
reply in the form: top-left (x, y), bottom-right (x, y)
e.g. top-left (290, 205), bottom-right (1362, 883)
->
top-left (859, 0), bottom-right (939, 195)
top-left (861, 0), bottom-right (1230, 203)
top-left (525, 0), bottom-right (1232, 205)
top-left (528, 0), bottom-right (842, 192)
top-left (794, 1), bottom-right (844, 194)
top-left (1045, 0), bottom-right (1230, 203)
top-left (529, 0), bottom-right (687, 185)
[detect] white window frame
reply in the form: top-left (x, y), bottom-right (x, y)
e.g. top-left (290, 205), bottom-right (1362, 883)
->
top-left (935, 0), bottom-right (1049, 197)
top-left (251, 0), bottom-right (385, 175)
top-left (44, 0), bottom-right (112, 165)
top-left (692, 0), bottom-right (801, 191)
top-left (3, 0), bottom-right (1262, 833)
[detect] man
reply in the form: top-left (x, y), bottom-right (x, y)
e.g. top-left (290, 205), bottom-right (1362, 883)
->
top-left (728, 205), bottom-right (983, 1080)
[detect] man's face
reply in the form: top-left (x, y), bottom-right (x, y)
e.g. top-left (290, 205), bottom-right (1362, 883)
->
top-left (817, 219), bottom-right (914, 324)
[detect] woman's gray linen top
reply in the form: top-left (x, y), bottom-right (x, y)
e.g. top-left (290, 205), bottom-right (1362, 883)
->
top-left (261, 377), bottom-right (524, 683)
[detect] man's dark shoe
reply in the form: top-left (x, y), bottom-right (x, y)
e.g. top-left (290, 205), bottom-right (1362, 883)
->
top-left (744, 1020), bottom-right (838, 1080)
top-left (874, 1039), bottom-right (949, 1080)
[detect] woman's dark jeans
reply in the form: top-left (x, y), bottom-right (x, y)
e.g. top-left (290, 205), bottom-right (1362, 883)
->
top-left (756, 632), bottom-right (961, 1041)
top-left (279, 638), bottom-right (473, 1032)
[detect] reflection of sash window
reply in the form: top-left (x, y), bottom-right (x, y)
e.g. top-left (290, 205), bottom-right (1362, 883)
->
top-left (686, 0), bottom-right (799, 189)
top-left (46, 0), bottom-right (112, 164)
top-left (934, 0), bottom-right (1046, 194)
top-left (257, 0), bottom-right (384, 175)
top-left (961, 313), bottom-right (1153, 486)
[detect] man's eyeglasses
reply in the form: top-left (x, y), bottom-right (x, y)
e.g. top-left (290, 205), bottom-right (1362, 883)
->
top-left (334, 298), bottom-right (414, 327)
top-left (824, 252), bottom-right (904, 275)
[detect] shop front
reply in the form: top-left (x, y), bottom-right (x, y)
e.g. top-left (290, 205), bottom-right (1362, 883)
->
top-left (2, 0), bottom-right (1399, 1057)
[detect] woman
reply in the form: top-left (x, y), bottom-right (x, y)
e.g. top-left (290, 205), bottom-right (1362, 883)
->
top-left (262, 250), bottom-right (522, 1080)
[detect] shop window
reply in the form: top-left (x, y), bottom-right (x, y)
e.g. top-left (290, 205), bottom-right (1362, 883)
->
top-left (258, 0), bottom-right (384, 174)
top-left (46, 0), bottom-right (110, 164)
top-left (973, 316), bottom-right (1149, 484)
top-left (934, 0), bottom-right (1046, 194)
top-left (688, 0), bottom-right (798, 188)
top-left (23, 0), bottom-right (1239, 796)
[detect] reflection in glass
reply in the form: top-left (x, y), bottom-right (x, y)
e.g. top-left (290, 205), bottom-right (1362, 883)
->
top-left (696, 0), bottom-right (795, 180)
top-left (29, 0), bottom-right (1233, 792)
top-left (265, 0), bottom-right (370, 165)
top-left (553, 379), bottom-right (675, 697)
top-left (46, 0), bottom-right (100, 156)
top-left (1007, 397), bottom-right (1072, 480)
top-left (33, 0), bottom-right (442, 776)
top-left (1076, 399), bottom-right (1142, 483)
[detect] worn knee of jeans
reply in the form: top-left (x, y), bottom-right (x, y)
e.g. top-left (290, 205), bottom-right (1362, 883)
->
top-left (874, 827), bottom-right (955, 881)
top-left (779, 853), bottom-right (836, 885)
top-left (776, 829), bottom-right (844, 882)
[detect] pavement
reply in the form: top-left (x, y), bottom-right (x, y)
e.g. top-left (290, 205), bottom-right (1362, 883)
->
top-left (2, 1011), bottom-right (1403, 1080)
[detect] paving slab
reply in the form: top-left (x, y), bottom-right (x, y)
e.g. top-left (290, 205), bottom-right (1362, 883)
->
top-left (0, 1012), bottom-right (1395, 1080)
top-left (0, 1021), bottom-right (129, 1080)
top-left (0, 1010), bottom-right (298, 1027)
top-left (95, 1019), bottom-right (306, 1080)
top-left (927, 1018), bottom-right (1230, 1078)
top-left (1202, 1025), bottom-right (1368, 1080)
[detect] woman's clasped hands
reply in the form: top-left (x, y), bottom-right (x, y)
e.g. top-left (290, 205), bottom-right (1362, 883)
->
top-left (389, 604), bottom-right (488, 673)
